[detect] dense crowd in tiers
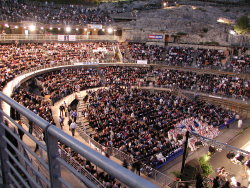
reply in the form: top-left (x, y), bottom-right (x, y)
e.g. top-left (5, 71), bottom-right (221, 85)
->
top-left (0, 42), bottom-right (117, 90)
top-left (11, 87), bottom-right (55, 125)
top-left (120, 43), bottom-right (250, 73)
top-left (120, 43), bottom-right (165, 64)
top-left (164, 46), bottom-right (194, 67)
top-left (229, 55), bottom-right (250, 73)
top-left (0, 0), bottom-right (112, 25)
top-left (85, 86), bottom-right (234, 167)
top-left (195, 48), bottom-right (227, 69)
top-left (7, 66), bottom-right (240, 170)
top-left (36, 68), bottom-right (101, 104)
top-left (155, 69), bottom-right (250, 100)
top-left (100, 66), bottom-right (152, 86)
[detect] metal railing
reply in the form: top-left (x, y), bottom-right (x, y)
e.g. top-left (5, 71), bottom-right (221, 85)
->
top-left (0, 92), bottom-right (159, 188)
top-left (76, 112), bottom-right (176, 187)
top-left (0, 34), bottom-right (121, 42)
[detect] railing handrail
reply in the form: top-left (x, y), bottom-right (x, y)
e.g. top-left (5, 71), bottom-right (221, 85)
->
top-left (0, 91), bottom-right (159, 188)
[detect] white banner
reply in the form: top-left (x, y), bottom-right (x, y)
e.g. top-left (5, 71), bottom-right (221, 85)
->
top-left (58, 35), bottom-right (76, 41)
top-left (87, 24), bottom-right (103, 29)
top-left (137, 60), bottom-right (148, 64)
top-left (93, 47), bottom-right (108, 53)
top-left (74, 62), bottom-right (99, 65)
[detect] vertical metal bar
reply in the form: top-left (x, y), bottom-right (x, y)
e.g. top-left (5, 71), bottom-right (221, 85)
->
top-left (181, 131), bottom-right (189, 175)
top-left (45, 128), bottom-right (62, 188)
top-left (0, 108), bottom-right (11, 187)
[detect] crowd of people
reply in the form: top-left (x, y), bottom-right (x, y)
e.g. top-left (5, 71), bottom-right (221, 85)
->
top-left (120, 43), bottom-right (250, 74)
top-left (36, 68), bottom-right (101, 104)
top-left (85, 86), bottom-right (234, 167)
top-left (228, 55), bottom-right (250, 73)
top-left (120, 43), bottom-right (165, 64)
top-left (0, 0), bottom-right (112, 25)
top-left (11, 87), bottom-right (55, 125)
top-left (164, 46), bottom-right (195, 67)
top-left (0, 42), bottom-right (117, 90)
top-left (59, 143), bottom-right (122, 188)
top-left (195, 48), bottom-right (227, 70)
top-left (155, 69), bottom-right (250, 100)
top-left (99, 66), bottom-right (250, 100)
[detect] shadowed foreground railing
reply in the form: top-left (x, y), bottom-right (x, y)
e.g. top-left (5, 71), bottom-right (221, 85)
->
top-left (0, 92), bottom-right (158, 188)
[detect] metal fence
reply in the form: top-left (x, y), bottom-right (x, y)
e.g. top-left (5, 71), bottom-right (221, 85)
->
top-left (0, 92), bottom-right (159, 188)
top-left (76, 116), bottom-right (176, 187)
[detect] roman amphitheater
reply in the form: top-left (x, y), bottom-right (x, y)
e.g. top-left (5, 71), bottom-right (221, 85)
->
top-left (0, 0), bottom-right (249, 188)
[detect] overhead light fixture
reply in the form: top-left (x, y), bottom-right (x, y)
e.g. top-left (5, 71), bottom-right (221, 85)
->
top-left (29, 25), bottom-right (36, 31)
top-left (65, 26), bottom-right (71, 33)
top-left (49, 27), bottom-right (53, 30)
top-left (41, 27), bottom-right (44, 30)
top-left (76, 28), bottom-right (79, 31)
top-left (107, 27), bottom-right (113, 33)
top-left (229, 30), bottom-right (236, 36)
top-left (14, 25), bottom-right (19, 29)
top-left (58, 27), bottom-right (61, 30)
top-left (4, 24), bottom-right (9, 28)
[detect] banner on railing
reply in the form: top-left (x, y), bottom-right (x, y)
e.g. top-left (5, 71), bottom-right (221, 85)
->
top-left (87, 24), bottom-right (103, 29)
top-left (58, 35), bottom-right (76, 41)
top-left (137, 60), bottom-right (148, 64)
top-left (148, 35), bottom-right (163, 40)
top-left (74, 62), bottom-right (99, 65)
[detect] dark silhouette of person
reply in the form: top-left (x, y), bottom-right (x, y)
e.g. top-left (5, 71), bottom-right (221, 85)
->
top-left (213, 176), bottom-right (220, 188)
top-left (196, 173), bottom-right (203, 188)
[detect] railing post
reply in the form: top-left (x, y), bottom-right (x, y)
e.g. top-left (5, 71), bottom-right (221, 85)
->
top-left (0, 108), bottom-right (11, 187)
top-left (45, 126), bottom-right (62, 188)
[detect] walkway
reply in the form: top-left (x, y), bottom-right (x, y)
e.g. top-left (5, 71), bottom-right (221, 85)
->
top-left (159, 119), bottom-right (250, 187)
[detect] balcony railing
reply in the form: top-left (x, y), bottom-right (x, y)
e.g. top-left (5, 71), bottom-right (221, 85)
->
top-left (0, 92), bottom-right (159, 188)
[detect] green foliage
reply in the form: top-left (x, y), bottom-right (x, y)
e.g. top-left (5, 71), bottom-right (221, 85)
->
top-left (234, 15), bottom-right (250, 34)
top-left (171, 171), bottom-right (181, 179)
top-left (199, 41), bottom-right (220, 46)
top-left (199, 155), bottom-right (213, 177)
top-left (176, 32), bottom-right (187, 36)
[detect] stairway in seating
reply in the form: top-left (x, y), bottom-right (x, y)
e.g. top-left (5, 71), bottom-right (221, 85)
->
top-left (76, 97), bottom-right (96, 136)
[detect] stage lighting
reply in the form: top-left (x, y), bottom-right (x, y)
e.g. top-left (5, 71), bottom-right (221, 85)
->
top-left (65, 26), bottom-right (71, 33)
top-left (29, 25), bottom-right (36, 31)
top-left (107, 27), bottom-right (113, 33)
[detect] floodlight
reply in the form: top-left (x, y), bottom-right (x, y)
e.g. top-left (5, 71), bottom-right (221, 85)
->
top-left (29, 25), bottom-right (36, 31)
top-left (229, 30), bottom-right (236, 36)
top-left (107, 27), bottom-right (113, 33)
top-left (65, 26), bottom-right (71, 33)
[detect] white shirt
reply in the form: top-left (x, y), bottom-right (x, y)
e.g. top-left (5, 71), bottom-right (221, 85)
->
top-left (70, 122), bottom-right (77, 129)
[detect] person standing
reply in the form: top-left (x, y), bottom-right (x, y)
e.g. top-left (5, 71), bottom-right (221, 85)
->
top-left (18, 120), bottom-right (24, 140)
top-left (59, 104), bottom-right (65, 117)
top-left (70, 121), bottom-right (77, 137)
top-left (72, 110), bottom-right (77, 122)
top-left (213, 176), bottom-right (220, 188)
top-left (59, 116), bottom-right (64, 129)
top-left (68, 118), bottom-right (72, 131)
top-left (238, 119), bottom-right (243, 128)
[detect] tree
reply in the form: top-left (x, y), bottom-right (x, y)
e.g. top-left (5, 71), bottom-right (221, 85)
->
top-left (234, 15), bottom-right (250, 34)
